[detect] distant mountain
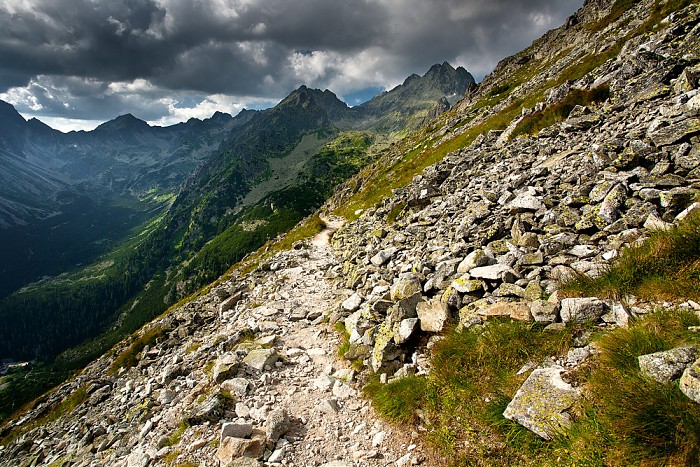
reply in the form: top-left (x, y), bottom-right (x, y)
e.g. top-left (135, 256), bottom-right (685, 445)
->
top-left (347, 62), bottom-right (475, 132)
top-left (0, 62), bottom-right (471, 364)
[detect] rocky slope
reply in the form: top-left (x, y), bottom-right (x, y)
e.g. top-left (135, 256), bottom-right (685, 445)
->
top-left (0, 222), bottom-right (426, 466)
top-left (1, 0), bottom-right (699, 465)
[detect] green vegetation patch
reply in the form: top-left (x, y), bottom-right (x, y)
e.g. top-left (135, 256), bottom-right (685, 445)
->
top-left (563, 211), bottom-right (700, 302)
top-left (511, 85), bottom-right (610, 138)
top-left (555, 308), bottom-right (700, 466)
top-left (365, 321), bottom-right (577, 464)
top-left (109, 324), bottom-right (167, 375)
top-left (366, 310), bottom-right (700, 466)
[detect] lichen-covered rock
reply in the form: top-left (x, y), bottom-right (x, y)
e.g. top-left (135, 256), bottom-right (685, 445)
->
top-left (680, 358), bottom-right (700, 403)
top-left (372, 320), bottom-right (399, 371)
top-left (530, 300), bottom-right (559, 324)
top-left (213, 354), bottom-right (240, 383)
top-left (503, 366), bottom-right (581, 440)
top-left (265, 408), bottom-right (290, 442)
top-left (560, 297), bottom-right (606, 323)
top-left (390, 274), bottom-right (423, 301)
top-left (416, 299), bottom-right (450, 332)
top-left (187, 393), bottom-right (224, 425)
top-left (638, 346), bottom-right (700, 384)
top-left (451, 275), bottom-right (485, 294)
top-left (242, 348), bottom-right (278, 372)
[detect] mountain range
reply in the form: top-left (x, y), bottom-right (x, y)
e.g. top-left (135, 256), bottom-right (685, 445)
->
top-left (0, 62), bottom-right (474, 365)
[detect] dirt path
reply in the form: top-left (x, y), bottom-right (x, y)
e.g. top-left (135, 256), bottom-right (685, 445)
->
top-left (311, 215), bottom-right (346, 248)
top-left (215, 218), bottom-right (426, 466)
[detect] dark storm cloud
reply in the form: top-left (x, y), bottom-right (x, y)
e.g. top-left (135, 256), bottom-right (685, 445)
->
top-left (0, 0), bottom-right (582, 128)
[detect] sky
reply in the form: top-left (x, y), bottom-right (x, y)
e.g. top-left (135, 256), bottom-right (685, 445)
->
top-left (0, 0), bottom-right (583, 132)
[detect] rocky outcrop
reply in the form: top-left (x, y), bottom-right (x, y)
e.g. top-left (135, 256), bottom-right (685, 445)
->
top-left (326, 0), bottom-right (700, 438)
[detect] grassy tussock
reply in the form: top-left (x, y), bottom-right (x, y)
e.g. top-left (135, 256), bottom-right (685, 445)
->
top-left (366, 311), bottom-right (700, 465)
top-left (558, 309), bottom-right (700, 466)
top-left (364, 321), bottom-right (578, 465)
top-left (563, 211), bottom-right (700, 301)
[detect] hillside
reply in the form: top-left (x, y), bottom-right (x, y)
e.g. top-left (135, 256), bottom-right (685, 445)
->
top-left (0, 63), bottom-right (472, 421)
top-left (1, 0), bottom-right (699, 465)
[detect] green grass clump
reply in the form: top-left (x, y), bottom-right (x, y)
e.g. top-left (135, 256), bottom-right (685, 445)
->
top-left (364, 375), bottom-right (428, 423)
top-left (511, 85), bottom-right (610, 138)
top-left (365, 321), bottom-right (577, 464)
top-left (166, 420), bottom-right (189, 447)
top-left (562, 308), bottom-right (700, 466)
top-left (563, 211), bottom-right (700, 301)
top-left (334, 321), bottom-right (351, 358)
top-left (386, 202), bottom-right (407, 225)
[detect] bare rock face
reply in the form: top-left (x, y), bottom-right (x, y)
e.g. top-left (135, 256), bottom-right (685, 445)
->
top-left (503, 367), bottom-right (581, 440)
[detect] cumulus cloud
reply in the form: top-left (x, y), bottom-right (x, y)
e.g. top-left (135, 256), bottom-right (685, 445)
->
top-left (0, 0), bottom-right (582, 131)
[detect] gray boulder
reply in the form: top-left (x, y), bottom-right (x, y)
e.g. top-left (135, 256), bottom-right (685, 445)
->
top-left (638, 346), bottom-right (700, 384)
top-left (242, 348), bottom-right (278, 372)
top-left (680, 358), bottom-right (700, 403)
top-left (560, 297), bottom-right (606, 323)
top-left (503, 366), bottom-right (580, 440)
top-left (265, 408), bottom-right (290, 442)
top-left (187, 393), bottom-right (224, 425)
top-left (416, 299), bottom-right (450, 332)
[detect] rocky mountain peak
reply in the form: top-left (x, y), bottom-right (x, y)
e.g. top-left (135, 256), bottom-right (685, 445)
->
top-left (94, 113), bottom-right (151, 133)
